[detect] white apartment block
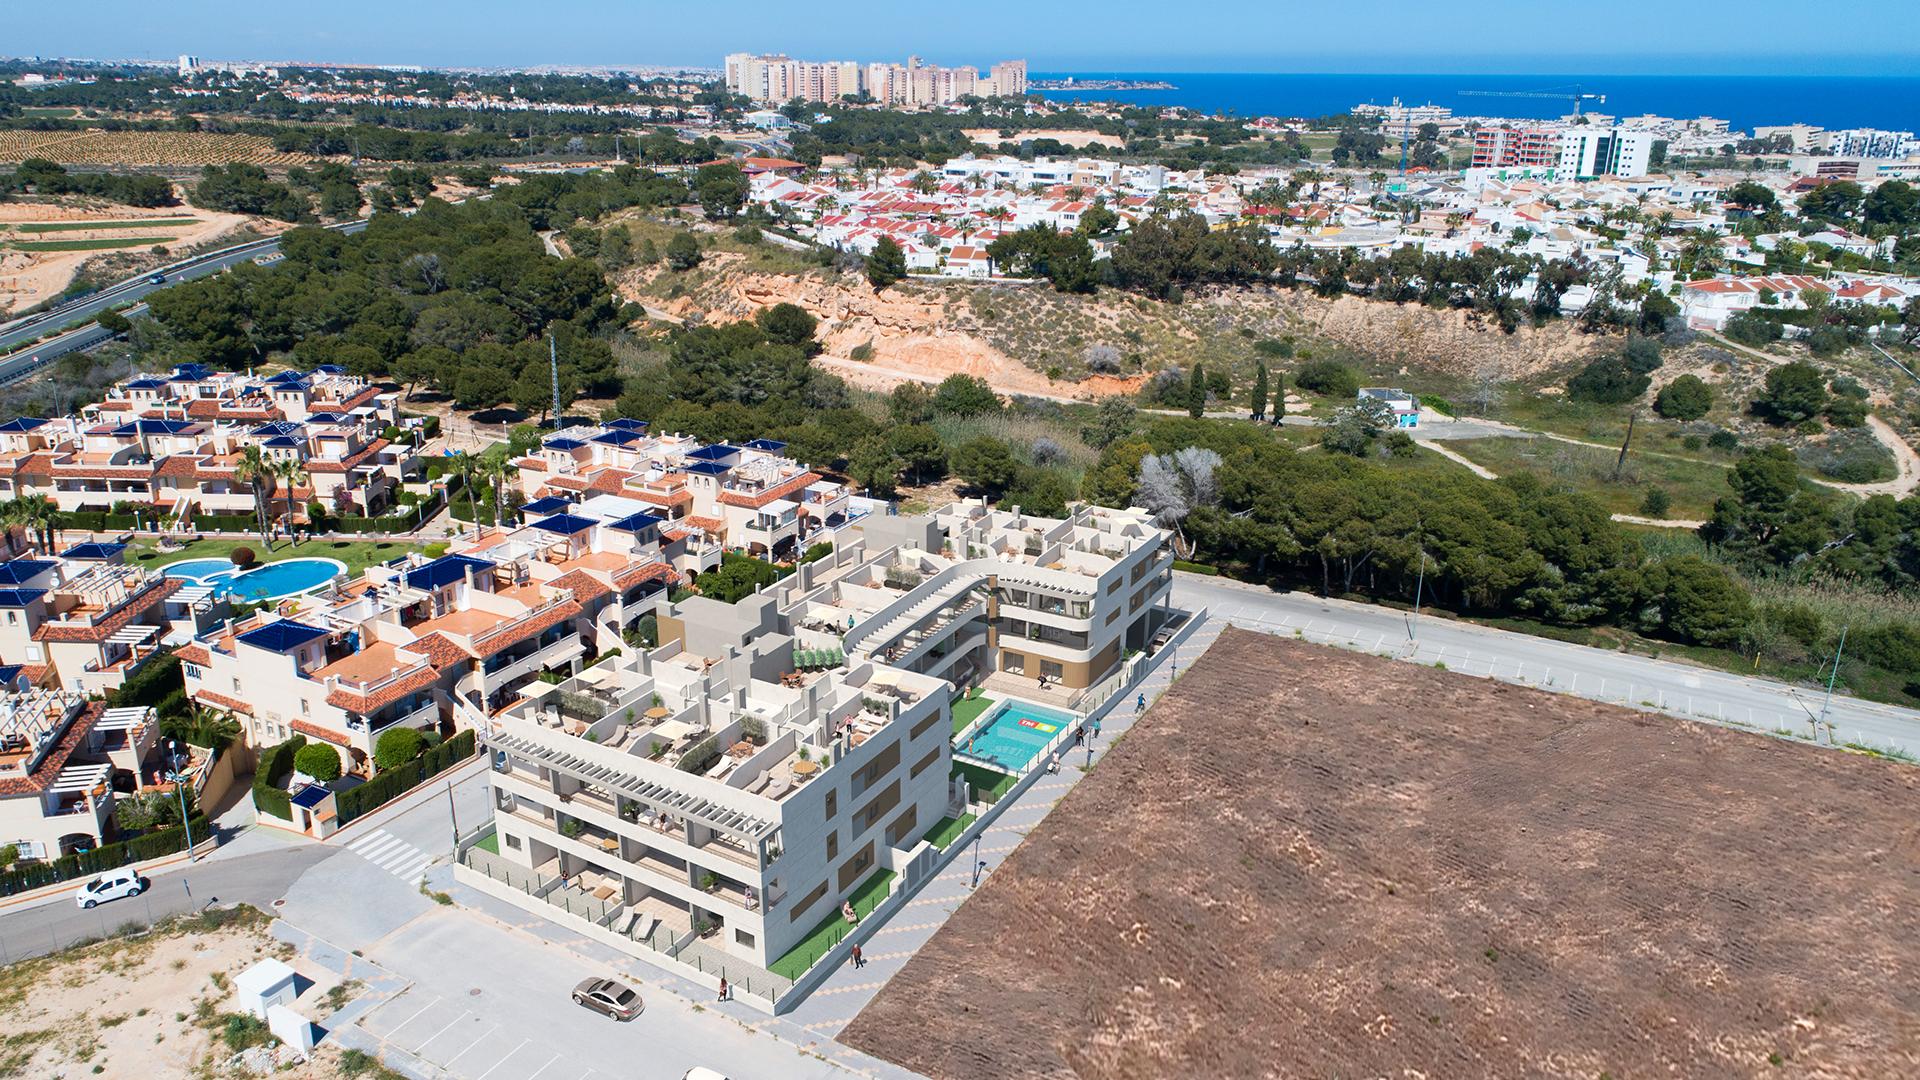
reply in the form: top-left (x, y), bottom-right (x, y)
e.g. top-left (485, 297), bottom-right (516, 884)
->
top-left (725, 53), bottom-right (1024, 105)
top-left (0, 690), bottom-right (160, 861)
top-left (0, 364), bottom-right (413, 522)
top-left (1824, 128), bottom-right (1919, 160)
top-left (1557, 127), bottom-right (1654, 179)
top-left (459, 499), bottom-right (1173, 1000)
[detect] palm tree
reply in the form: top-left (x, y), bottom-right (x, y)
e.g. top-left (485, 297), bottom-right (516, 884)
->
top-left (447, 450), bottom-right (478, 536)
top-left (476, 456), bottom-right (514, 531)
top-left (2, 495), bottom-right (57, 555)
top-left (271, 458), bottom-right (310, 536)
top-left (233, 445), bottom-right (276, 548)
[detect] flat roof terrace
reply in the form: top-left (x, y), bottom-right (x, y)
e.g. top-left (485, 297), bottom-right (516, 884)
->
top-left (844, 627), bottom-right (1920, 1079)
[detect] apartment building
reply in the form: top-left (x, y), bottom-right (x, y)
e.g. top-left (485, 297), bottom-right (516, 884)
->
top-left (1558, 127), bottom-right (1654, 180)
top-left (0, 364), bottom-right (414, 523)
top-left (1472, 127), bottom-right (1561, 170)
top-left (513, 420), bottom-right (855, 565)
top-left (0, 545), bottom-right (223, 696)
top-left (0, 690), bottom-right (158, 861)
top-left (725, 52), bottom-right (1025, 105)
top-left (464, 498), bottom-right (1169, 988)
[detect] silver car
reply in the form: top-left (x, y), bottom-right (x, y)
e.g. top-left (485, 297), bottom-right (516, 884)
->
top-left (571, 977), bottom-right (642, 1021)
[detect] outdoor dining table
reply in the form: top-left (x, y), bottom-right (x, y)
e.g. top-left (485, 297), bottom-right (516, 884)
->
top-left (791, 759), bottom-right (820, 778)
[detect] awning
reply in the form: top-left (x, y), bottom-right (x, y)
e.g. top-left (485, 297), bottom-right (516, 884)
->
top-left (107, 625), bottom-right (159, 646)
top-left (50, 761), bottom-right (113, 795)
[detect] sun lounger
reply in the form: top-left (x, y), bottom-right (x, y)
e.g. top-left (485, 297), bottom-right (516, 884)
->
top-left (705, 755), bottom-right (735, 779)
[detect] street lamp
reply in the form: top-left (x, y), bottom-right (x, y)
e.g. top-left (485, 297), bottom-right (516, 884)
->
top-left (165, 739), bottom-right (197, 886)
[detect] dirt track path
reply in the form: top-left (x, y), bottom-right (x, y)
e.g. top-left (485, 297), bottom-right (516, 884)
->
top-left (1416, 438), bottom-right (1706, 529)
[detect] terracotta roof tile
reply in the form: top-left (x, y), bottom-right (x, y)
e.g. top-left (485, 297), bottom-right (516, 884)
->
top-left (190, 689), bottom-right (253, 716)
top-left (290, 717), bottom-right (350, 746)
top-left (305, 437), bottom-right (390, 475)
top-left (549, 569), bottom-right (612, 604)
top-left (612, 560), bottom-right (677, 590)
top-left (324, 663), bottom-right (439, 715)
top-left (717, 471), bottom-right (821, 509)
top-left (0, 702), bottom-right (101, 797)
top-left (409, 632), bottom-right (472, 668)
top-left (469, 600), bottom-right (580, 659)
top-left (33, 577), bottom-right (180, 642)
top-left (173, 644), bottom-right (212, 666)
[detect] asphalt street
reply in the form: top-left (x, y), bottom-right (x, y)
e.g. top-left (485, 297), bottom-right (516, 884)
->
top-left (1175, 572), bottom-right (1920, 756)
top-left (0, 844), bottom-right (329, 965)
top-left (0, 219), bottom-right (368, 382)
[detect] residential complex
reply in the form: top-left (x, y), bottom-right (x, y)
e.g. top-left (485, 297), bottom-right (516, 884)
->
top-left (460, 499), bottom-right (1172, 988)
top-left (0, 363), bottom-right (413, 524)
top-left (0, 690), bottom-right (161, 861)
top-left (1470, 125), bottom-right (1653, 178)
top-left (724, 53), bottom-right (1025, 106)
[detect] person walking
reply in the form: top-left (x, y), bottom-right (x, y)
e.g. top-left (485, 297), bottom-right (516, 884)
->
top-left (1074, 726), bottom-right (1085, 748)
top-left (1092, 717), bottom-right (1102, 741)
top-left (1136, 692), bottom-right (1146, 715)
top-left (718, 977), bottom-right (729, 1002)
top-left (852, 943), bottom-right (865, 969)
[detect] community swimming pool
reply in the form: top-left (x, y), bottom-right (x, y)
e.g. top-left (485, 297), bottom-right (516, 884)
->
top-left (953, 699), bottom-right (1081, 772)
top-left (164, 556), bottom-right (346, 602)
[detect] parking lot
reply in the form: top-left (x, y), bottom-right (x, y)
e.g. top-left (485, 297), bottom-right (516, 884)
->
top-left (336, 901), bottom-right (871, 1080)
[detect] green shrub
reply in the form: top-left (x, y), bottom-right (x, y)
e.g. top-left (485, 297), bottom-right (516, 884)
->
top-left (293, 743), bottom-right (342, 782)
top-left (1293, 359), bottom-right (1360, 398)
top-left (1653, 374), bottom-right (1713, 420)
top-left (336, 730), bottom-right (476, 825)
top-left (374, 727), bottom-right (426, 771)
top-left (251, 735), bottom-right (306, 821)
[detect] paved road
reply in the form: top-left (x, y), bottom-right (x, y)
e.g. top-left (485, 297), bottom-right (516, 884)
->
top-left (1175, 572), bottom-right (1920, 757)
top-left (0, 844), bottom-right (328, 965)
top-left (0, 219), bottom-right (368, 383)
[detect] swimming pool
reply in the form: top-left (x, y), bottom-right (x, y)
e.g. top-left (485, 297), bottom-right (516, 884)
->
top-left (164, 556), bottom-right (346, 602)
top-left (953, 699), bottom-right (1080, 772)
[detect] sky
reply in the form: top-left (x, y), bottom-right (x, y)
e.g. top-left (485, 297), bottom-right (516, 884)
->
top-left (10, 0), bottom-right (1920, 75)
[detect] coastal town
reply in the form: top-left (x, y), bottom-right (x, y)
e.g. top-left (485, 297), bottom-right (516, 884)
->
top-left (1, 18), bottom-right (1919, 1080)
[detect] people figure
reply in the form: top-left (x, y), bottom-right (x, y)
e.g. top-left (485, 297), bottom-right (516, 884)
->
top-left (1074, 726), bottom-right (1085, 748)
top-left (718, 977), bottom-right (729, 1002)
top-left (1046, 752), bottom-right (1060, 775)
top-left (1136, 692), bottom-right (1146, 714)
top-left (843, 899), bottom-right (858, 924)
top-left (851, 943), bottom-right (865, 969)
top-left (1092, 717), bottom-right (1102, 740)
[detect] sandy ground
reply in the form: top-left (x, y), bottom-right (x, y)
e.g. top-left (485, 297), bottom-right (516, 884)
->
top-left (960, 129), bottom-right (1125, 150)
top-left (0, 907), bottom-right (351, 1079)
top-left (1, 198), bottom-right (262, 315)
top-left (845, 627), bottom-right (1920, 1079)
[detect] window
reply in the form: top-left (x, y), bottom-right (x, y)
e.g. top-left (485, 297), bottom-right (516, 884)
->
top-left (734, 928), bottom-right (755, 948)
top-left (910, 709), bottom-right (939, 742)
top-left (790, 881), bottom-right (828, 921)
top-left (4, 612), bottom-right (13, 625)
top-left (232, 678), bottom-right (242, 693)
top-left (1002, 650), bottom-right (1025, 675)
top-left (825, 829), bottom-right (838, 860)
top-left (506, 834), bottom-right (522, 850)
top-left (1107, 578), bottom-right (1122, 594)
top-left (910, 747), bottom-right (940, 779)
top-left (824, 789), bottom-right (837, 820)
top-left (1041, 660), bottom-right (1064, 682)
top-left (299, 700), bottom-right (310, 716)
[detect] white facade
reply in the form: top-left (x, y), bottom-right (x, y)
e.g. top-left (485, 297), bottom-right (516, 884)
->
top-left (1557, 128), bottom-right (1654, 179)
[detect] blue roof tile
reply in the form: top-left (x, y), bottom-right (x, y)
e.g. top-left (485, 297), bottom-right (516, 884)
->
top-left (403, 554), bottom-right (494, 592)
top-left (236, 620), bottom-right (330, 653)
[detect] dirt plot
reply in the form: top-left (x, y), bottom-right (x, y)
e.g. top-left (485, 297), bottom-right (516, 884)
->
top-left (843, 628), bottom-right (1920, 1079)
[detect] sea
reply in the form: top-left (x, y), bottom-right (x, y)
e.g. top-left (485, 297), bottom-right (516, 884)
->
top-left (1031, 72), bottom-right (1919, 133)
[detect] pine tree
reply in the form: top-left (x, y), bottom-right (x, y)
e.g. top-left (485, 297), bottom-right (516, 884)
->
top-left (1187, 362), bottom-right (1206, 419)
top-left (1270, 374), bottom-right (1287, 424)
top-left (1251, 362), bottom-right (1270, 421)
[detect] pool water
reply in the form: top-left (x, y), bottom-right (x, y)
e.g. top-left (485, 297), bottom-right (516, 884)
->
top-left (164, 556), bottom-right (345, 602)
top-left (954, 700), bottom-right (1080, 771)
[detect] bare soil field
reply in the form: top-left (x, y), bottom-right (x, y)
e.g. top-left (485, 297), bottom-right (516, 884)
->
top-left (843, 627), bottom-right (1920, 1080)
top-left (0, 199), bottom-right (261, 315)
top-left (0, 906), bottom-right (359, 1079)
top-left (961, 129), bottom-right (1126, 150)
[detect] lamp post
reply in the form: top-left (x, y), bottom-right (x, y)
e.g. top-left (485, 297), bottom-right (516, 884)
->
top-left (165, 739), bottom-right (196, 882)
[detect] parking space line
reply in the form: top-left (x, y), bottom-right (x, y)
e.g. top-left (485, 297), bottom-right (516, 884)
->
top-left (376, 995), bottom-right (441, 1039)
top-left (475, 1039), bottom-right (529, 1080)
top-left (440, 1024), bottom-right (498, 1069)
top-left (411, 1009), bottom-right (472, 1054)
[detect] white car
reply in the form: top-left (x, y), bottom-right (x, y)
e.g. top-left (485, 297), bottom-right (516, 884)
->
top-left (684, 1070), bottom-right (732, 1080)
top-left (76, 867), bottom-right (148, 908)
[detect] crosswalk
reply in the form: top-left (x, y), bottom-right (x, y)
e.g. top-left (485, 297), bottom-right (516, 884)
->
top-left (344, 828), bottom-right (435, 881)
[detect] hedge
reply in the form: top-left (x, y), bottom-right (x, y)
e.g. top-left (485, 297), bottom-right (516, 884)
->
top-left (0, 815), bottom-right (208, 897)
top-left (336, 729), bottom-right (477, 826)
top-left (105, 648), bottom-right (180, 711)
top-left (252, 734), bottom-right (306, 821)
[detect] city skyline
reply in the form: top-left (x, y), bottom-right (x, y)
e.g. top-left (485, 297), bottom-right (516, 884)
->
top-left (9, 0), bottom-right (1920, 75)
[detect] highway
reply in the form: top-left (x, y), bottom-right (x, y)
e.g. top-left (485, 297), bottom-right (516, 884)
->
top-left (1175, 572), bottom-right (1920, 758)
top-left (0, 218), bottom-right (369, 385)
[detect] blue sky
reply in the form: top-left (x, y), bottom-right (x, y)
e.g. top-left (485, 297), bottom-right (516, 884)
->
top-left (11, 0), bottom-right (1919, 74)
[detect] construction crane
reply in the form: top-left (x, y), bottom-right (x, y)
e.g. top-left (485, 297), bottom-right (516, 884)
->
top-left (1460, 88), bottom-right (1607, 119)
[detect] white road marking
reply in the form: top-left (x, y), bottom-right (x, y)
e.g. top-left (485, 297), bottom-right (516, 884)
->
top-left (412, 1009), bottom-right (473, 1053)
top-left (474, 1039), bottom-right (529, 1080)
top-left (441, 1023), bottom-right (497, 1068)
top-left (381, 995), bottom-right (440, 1038)
top-left (526, 1053), bottom-right (563, 1080)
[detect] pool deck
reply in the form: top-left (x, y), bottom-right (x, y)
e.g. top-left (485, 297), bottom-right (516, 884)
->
top-left (781, 612), bottom-right (1227, 1038)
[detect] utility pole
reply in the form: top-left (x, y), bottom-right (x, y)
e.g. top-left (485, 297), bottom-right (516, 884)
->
top-left (549, 334), bottom-right (560, 429)
top-left (1613, 410), bottom-right (1637, 481)
top-left (1406, 517), bottom-right (1427, 645)
top-left (1817, 625), bottom-right (1848, 744)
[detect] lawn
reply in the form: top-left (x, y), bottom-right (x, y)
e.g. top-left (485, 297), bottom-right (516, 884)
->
top-left (1444, 436), bottom-right (1735, 520)
top-left (922, 813), bottom-right (977, 852)
top-left (15, 218), bottom-right (198, 233)
top-left (473, 827), bottom-right (501, 855)
top-left (767, 868), bottom-right (898, 980)
top-left (952, 761), bottom-right (1016, 803)
top-left (9, 235), bottom-right (172, 252)
top-left (121, 535), bottom-right (419, 580)
top-left (951, 690), bottom-right (996, 736)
